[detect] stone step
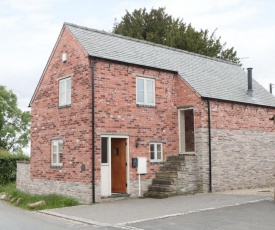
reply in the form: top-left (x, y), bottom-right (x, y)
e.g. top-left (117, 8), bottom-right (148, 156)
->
top-left (148, 185), bottom-right (176, 192)
top-left (166, 155), bottom-right (185, 162)
top-left (146, 191), bottom-right (177, 199)
top-left (156, 171), bottom-right (178, 179)
top-left (160, 165), bottom-right (183, 171)
top-left (152, 178), bottom-right (175, 185)
top-left (164, 160), bottom-right (185, 166)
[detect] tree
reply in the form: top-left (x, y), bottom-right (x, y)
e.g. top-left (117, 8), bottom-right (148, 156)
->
top-left (0, 85), bottom-right (30, 152)
top-left (113, 7), bottom-right (240, 64)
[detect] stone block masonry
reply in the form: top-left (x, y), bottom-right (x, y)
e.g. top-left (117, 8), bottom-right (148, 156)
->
top-left (16, 161), bottom-right (31, 193)
top-left (195, 99), bottom-right (275, 193)
top-left (17, 162), bottom-right (100, 204)
top-left (211, 129), bottom-right (275, 191)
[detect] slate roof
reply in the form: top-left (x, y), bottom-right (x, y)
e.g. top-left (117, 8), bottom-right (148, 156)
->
top-left (66, 23), bottom-right (275, 108)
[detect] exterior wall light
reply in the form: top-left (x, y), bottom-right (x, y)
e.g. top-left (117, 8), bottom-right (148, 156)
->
top-left (135, 138), bottom-right (141, 148)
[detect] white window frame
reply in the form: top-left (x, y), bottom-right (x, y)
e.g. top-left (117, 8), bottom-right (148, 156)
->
top-left (59, 77), bottom-right (71, 106)
top-left (149, 143), bottom-right (163, 162)
top-left (136, 77), bottom-right (155, 106)
top-left (51, 139), bottom-right (63, 166)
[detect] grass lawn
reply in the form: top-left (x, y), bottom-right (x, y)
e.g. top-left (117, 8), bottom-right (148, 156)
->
top-left (0, 183), bottom-right (79, 210)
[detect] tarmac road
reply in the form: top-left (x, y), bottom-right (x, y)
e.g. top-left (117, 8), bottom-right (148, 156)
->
top-left (0, 200), bottom-right (97, 230)
top-left (128, 200), bottom-right (275, 230)
top-left (1, 193), bottom-right (274, 230)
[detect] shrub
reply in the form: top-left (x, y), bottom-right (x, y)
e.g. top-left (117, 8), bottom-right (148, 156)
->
top-left (0, 149), bottom-right (29, 185)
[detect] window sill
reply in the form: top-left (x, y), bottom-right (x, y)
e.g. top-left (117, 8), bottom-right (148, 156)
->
top-left (136, 104), bottom-right (156, 108)
top-left (150, 161), bottom-right (164, 165)
top-left (51, 164), bottom-right (63, 169)
top-left (59, 104), bottom-right (71, 109)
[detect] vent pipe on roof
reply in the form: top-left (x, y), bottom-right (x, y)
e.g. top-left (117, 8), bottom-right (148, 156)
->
top-left (247, 68), bottom-right (253, 97)
top-left (270, 83), bottom-right (274, 94)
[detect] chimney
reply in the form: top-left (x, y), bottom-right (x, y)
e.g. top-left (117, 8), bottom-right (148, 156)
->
top-left (247, 68), bottom-right (253, 97)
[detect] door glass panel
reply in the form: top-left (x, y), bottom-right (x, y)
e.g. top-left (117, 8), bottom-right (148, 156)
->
top-left (115, 148), bottom-right (119, 156)
top-left (101, 137), bottom-right (108, 163)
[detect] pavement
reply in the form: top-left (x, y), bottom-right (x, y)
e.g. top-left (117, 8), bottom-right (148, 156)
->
top-left (39, 189), bottom-right (274, 229)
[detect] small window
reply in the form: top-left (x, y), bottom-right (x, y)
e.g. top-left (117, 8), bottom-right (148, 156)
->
top-left (59, 77), bottom-right (71, 106)
top-left (51, 139), bottom-right (63, 166)
top-left (150, 143), bottom-right (163, 162)
top-left (136, 77), bottom-right (155, 105)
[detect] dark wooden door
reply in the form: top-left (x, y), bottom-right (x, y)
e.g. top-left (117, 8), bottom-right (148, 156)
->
top-left (111, 138), bottom-right (127, 193)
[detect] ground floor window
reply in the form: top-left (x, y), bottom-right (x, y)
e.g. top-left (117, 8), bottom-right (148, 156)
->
top-left (150, 143), bottom-right (163, 162)
top-left (51, 139), bottom-right (63, 166)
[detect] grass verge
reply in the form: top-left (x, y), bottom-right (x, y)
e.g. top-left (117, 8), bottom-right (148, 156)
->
top-left (0, 183), bottom-right (79, 210)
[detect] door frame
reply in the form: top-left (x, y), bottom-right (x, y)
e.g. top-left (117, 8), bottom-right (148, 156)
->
top-left (100, 135), bottom-right (130, 196)
top-left (178, 108), bottom-right (196, 154)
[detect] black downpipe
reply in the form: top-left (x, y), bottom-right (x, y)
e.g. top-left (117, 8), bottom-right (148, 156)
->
top-left (91, 60), bottom-right (95, 204)
top-left (207, 99), bottom-right (212, 192)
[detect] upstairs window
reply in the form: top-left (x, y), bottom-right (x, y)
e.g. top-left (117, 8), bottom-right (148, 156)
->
top-left (150, 143), bottom-right (163, 162)
top-left (59, 77), bottom-right (71, 106)
top-left (136, 77), bottom-right (155, 106)
top-left (51, 139), bottom-right (63, 166)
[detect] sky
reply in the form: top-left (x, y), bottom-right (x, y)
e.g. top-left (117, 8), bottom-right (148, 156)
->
top-left (1, 0), bottom-right (275, 113)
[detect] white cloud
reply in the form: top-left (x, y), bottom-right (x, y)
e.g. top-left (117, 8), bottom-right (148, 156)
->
top-left (5, 0), bottom-right (52, 12)
top-left (1, 0), bottom-right (275, 112)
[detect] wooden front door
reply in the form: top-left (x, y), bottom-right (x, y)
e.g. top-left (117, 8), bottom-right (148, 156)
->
top-left (111, 138), bottom-right (127, 193)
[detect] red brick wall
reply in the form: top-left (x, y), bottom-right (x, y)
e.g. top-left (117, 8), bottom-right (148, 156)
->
top-left (30, 26), bottom-right (93, 183)
top-left (93, 60), bottom-right (202, 181)
top-left (207, 99), bottom-right (275, 132)
top-left (203, 99), bottom-right (275, 191)
top-left (30, 25), bottom-right (203, 186)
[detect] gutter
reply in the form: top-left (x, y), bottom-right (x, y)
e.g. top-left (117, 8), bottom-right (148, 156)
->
top-left (207, 99), bottom-right (212, 192)
top-left (91, 60), bottom-right (96, 204)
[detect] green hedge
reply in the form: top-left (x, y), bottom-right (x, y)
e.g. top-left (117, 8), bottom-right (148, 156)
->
top-left (0, 149), bottom-right (29, 185)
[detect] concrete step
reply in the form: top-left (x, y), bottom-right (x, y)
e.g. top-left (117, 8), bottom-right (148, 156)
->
top-left (152, 178), bottom-right (175, 185)
top-left (148, 185), bottom-right (176, 192)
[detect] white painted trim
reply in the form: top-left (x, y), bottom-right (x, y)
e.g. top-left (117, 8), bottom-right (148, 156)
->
top-left (51, 139), bottom-right (63, 166)
top-left (100, 135), bottom-right (130, 195)
top-left (178, 108), bottom-right (196, 154)
top-left (59, 77), bottom-right (72, 107)
top-left (136, 77), bottom-right (155, 106)
top-left (149, 142), bottom-right (163, 162)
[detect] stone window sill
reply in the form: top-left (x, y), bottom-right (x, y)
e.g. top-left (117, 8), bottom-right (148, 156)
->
top-left (50, 165), bottom-right (63, 169)
top-left (59, 104), bottom-right (71, 109)
top-left (150, 161), bottom-right (164, 165)
top-left (136, 104), bottom-right (156, 108)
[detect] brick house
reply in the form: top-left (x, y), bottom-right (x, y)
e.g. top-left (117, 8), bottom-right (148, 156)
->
top-left (17, 23), bottom-right (275, 203)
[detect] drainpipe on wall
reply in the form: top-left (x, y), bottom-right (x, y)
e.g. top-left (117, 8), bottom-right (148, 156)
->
top-left (207, 99), bottom-right (212, 192)
top-left (91, 60), bottom-right (96, 204)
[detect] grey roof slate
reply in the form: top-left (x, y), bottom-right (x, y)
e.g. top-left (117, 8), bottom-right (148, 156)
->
top-left (66, 23), bottom-right (275, 108)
